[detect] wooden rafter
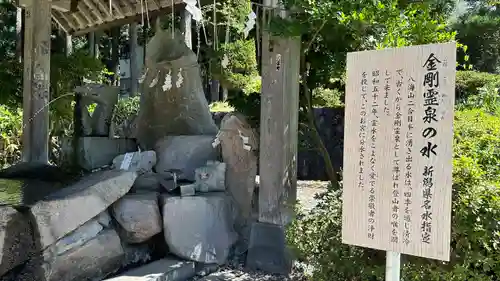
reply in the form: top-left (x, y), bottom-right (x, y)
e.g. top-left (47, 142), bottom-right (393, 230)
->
top-left (20, 0), bottom-right (194, 35)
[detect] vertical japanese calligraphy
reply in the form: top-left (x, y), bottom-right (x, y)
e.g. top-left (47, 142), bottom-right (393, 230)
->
top-left (390, 69), bottom-right (403, 244)
top-left (358, 72), bottom-right (369, 192)
top-left (343, 42), bottom-right (455, 262)
top-left (403, 76), bottom-right (416, 246)
top-left (420, 53), bottom-right (442, 244)
top-left (368, 70), bottom-right (380, 240)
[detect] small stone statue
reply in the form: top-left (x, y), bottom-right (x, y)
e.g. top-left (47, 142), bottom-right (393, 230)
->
top-left (73, 83), bottom-right (119, 137)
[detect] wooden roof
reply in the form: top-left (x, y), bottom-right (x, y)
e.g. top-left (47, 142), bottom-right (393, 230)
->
top-left (20, 0), bottom-right (196, 35)
top-left (58, 0), bottom-right (188, 35)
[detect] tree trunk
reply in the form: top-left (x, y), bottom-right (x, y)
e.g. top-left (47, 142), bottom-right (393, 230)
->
top-left (300, 53), bottom-right (339, 189)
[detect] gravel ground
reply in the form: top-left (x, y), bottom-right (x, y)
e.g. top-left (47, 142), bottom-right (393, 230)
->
top-left (190, 181), bottom-right (328, 281)
top-left (192, 263), bottom-right (311, 281)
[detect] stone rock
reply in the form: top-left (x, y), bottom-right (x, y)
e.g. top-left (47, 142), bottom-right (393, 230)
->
top-left (162, 193), bottom-right (237, 264)
top-left (159, 178), bottom-right (176, 192)
top-left (19, 228), bottom-right (124, 281)
top-left (103, 257), bottom-right (195, 281)
top-left (155, 136), bottom-right (219, 181)
top-left (122, 243), bottom-right (152, 266)
top-left (194, 161), bottom-right (226, 192)
top-left (29, 170), bottom-right (137, 250)
top-left (61, 137), bottom-right (137, 171)
top-left (131, 172), bottom-right (162, 193)
top-left (52, 216), bottom-right (104, 256)
top-left (73, 83), bottom-right (119, 137)
top-left (136, 29), bottom-right (218, 150)
top-left (112, 151), bottom-right (156, 174)
top-left (132, 172), bottom-right (177, 193)
top-left (112, 193), bottom-right (162, 243)
top-left (0, 206), bottom-right (34, 276)
top-left (218, 113), bottom-right (259, 231)
top-left (179, 184), bottom-right (196, 197)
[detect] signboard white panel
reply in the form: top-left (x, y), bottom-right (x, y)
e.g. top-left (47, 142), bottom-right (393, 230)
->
top-left (342, 42), bottom-right (456, 261)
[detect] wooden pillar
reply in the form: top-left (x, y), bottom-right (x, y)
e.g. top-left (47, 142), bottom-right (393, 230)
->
top-left (16, 7), bottom-right (23, 62)
top-left (65, 34), bottom-right (73, 56)
top-left (181, 9), bottom-right (192, 49)
top-left (89, 32), bottom-right (99, 58)
top-left (22, 0), bottom-right (51, 163)
top-left (210, 79), bottom-right (220, 102)
top-left (258, 1), bottom-right (300, 225)
top-left (222, 25), bottom-right (230, 101)
top-left (129, 23), bottom-right (139, 96)
top-left (110, 27), bottom-right (120, 85)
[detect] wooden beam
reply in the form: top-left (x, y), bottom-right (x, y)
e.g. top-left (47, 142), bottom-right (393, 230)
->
top-left (76, 4), bottom-right (96, 25)
top-left (52, 12), bottom-right (71, 33)
top-left (88, 0), bottom-right (112, 19)
top-left (51, 0), bottom-right (72, 12)
top-left (118, 0), bottom-right (134, 16)
top-left (258, 0), bottom-right (300, 225)
top-left (82, 0), bottom-right (105, 24)
top-left (70, 5), bottom-right (182, 35)
top-left (110, 0), bottom-right (125, 18)
top-left (71, 10), bottom-right (88, 29)
top-left (22, 0), bottom-right (51, 163)
top-left (56, 9), bottom-right (78, 31)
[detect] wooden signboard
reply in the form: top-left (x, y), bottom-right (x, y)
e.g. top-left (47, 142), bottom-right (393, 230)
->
top-left (342, 42), bottom-right (456, 261)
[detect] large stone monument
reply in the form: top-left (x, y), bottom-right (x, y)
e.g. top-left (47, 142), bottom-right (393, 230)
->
top-left (136, 28), bottom-right (218, 150)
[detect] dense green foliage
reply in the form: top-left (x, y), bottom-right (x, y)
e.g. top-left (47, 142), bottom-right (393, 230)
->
top-left (453, 1), bottom-right (500, 73)
top-left (212, 39), bottom-right (261, 93)
top-left (0, 105), bottom-right (22, 168)
top-left (456, 70), bottom-right (500, 102)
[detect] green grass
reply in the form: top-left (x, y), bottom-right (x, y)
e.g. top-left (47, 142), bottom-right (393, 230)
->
top-left (210, 101), bottom-right (234, 112)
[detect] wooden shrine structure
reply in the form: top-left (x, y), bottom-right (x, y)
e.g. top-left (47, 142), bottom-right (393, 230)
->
top-left (16, 0), bottom-right (300, 273)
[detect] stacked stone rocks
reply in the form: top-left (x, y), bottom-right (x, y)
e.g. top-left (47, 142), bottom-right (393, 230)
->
top-left (0, 168), bottom-right (143, 281)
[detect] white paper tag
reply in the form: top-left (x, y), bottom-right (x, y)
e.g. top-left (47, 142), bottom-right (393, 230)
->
top-left (212, 138), bottom-right (220, 148)
top-left (120, 153), bottom-right (134, 170)
top-left (243, 144), bottom-right (252, 151)
top-left (162, 70), bottom-right (172, 91)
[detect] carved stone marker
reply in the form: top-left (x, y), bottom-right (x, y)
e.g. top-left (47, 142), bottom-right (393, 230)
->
top-left (217, 113), bottom-right (258, 232)
top-left (73, 83), bottom-right (119, 137)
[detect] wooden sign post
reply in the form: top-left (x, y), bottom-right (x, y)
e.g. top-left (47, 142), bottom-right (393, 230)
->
top-left (342, 42), bottom-right (457, 280)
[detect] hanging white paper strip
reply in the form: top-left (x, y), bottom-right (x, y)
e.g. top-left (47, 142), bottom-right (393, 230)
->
top-left (149, 71), bottom-right (160, 88)
top-left (162, 70), bottom-right (172, 91)
top-left (183, 0), bottom-right (203, 22)
top-left (242, 11), bottom-right (257, 38)
top-left (176, 68), bottom-right (184, 88)
top-left (138, 68), bottom-right (148, 84)
top-left (120, 152), bottom-right (134, 170)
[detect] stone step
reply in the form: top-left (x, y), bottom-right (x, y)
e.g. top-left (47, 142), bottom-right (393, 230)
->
top-left (103, 257), bottom-right (195, 281)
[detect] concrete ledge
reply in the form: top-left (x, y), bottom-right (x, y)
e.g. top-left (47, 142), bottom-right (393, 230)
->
top-left (62, 137), bottom-right (137, 171)
top-left (104, 257), bottom-right (196, 281)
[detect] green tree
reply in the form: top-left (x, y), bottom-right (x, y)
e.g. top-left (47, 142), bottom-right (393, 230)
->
top-left (266, 0), bottom-right (458, 187)
top-left (453, 1), bottom-right (500, 73)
